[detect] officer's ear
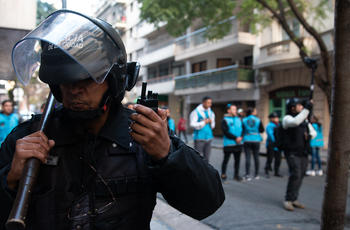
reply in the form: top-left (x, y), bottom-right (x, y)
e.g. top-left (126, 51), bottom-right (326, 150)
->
top-left (125, 62), bottom-right (140, 91)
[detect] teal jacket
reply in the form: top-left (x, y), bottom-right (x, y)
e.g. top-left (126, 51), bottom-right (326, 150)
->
top-left (310, 123), bottom-right (324, 147)
top-left (222, 116), bottom-right (243, 147)
top-left (242, 115), bottom-right (264, 142)
top-left (0, 113), bottom-right (19, 145)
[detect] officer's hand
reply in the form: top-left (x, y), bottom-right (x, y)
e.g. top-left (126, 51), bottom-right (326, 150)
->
top-left (130, 105), bottom-right (170, 160)
top-left (236, 137), bottom-right (243, 144)
top-left (7, 131), bottom-right (55, 190)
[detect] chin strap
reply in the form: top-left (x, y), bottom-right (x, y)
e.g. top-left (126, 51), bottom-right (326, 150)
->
top-left (63, 91), bottom-right (111, 121)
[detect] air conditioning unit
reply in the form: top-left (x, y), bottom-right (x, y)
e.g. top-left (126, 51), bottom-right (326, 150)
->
top-left (257, 70), bottom-right (272, 86)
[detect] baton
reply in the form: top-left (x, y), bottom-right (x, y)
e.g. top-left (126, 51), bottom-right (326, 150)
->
top-left (6, 92), bottom-right (56, 230)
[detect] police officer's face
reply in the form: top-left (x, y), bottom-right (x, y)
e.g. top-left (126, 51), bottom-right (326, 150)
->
top-left (59, 78), bottom-right (109, 111)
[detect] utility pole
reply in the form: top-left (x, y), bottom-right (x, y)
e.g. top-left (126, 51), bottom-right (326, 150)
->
top-left (62, 0), bottom-right (67, 9)
top-left (321, 0), bottom-right (350, 229)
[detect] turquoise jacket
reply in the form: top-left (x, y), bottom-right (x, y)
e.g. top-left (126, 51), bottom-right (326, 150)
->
top-left (242, 115), bottom-right (263, 142)
top-left (310, 123), bottom-right (324, 147)
top-left (192, 109), bottom-right (214, 141)
top-left (0, 113), bottom-right (19, 145)
top-left (168, 118), bottom-right (175, 132)
top-left (222, 116), bottom-right (243, 147)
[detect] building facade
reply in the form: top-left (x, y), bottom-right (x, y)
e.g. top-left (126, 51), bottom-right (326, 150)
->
top-left (94, 0), bottom-right (333, 147)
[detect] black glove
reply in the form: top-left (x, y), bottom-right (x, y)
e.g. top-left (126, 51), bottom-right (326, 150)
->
top-left (302, 99), bottom-right (313, 111)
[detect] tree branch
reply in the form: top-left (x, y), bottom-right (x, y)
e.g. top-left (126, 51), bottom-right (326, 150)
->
top-left (256, 0), bottom-right (308, 59)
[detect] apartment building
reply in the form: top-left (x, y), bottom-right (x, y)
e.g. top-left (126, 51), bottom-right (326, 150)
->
top-left (0, 0), bottom-right (36, 104)
top-left (254, 9), bottom-right (334, 147)
top-left (95, 1), bottom-right (333, 144)
top-left (95, 2), bottom-right (258, 136)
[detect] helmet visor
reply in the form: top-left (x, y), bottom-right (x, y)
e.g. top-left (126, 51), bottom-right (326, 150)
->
top-left (12, 10), bottom-right (122, 85)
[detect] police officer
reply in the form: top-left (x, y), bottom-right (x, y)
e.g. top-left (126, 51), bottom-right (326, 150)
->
top-left (264, 112), bottom-right (282, 178)
top-left (242, 107), bottom-right (264, 180)
top-left (0, 10), bottom-right (224, 229)
top-left (282, 98), bottom-right (316, 211)
top-left (221, 104), bottom-right (243, 182)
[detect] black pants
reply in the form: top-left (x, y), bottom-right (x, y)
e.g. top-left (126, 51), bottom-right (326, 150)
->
top-left (265, 145), bottom-right (282, 174)
top-left (244, 142), bottom-right (260, 176)
top-left (285, 152), bottom-right (308, 201)
top-left (221, 145), bottom-right (242, 178)
top-left (177, 130), bottom-right (188, 143)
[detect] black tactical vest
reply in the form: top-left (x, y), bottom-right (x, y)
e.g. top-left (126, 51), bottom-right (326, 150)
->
top-left (25, 108), bottom-right (157, 230)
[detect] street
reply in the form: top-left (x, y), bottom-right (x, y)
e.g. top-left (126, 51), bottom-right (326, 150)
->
top-left (200, 146), bottom-right (350, 230)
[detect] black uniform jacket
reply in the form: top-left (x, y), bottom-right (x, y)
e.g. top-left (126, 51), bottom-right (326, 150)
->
top-left (0, 103), bottom-right (224, 230)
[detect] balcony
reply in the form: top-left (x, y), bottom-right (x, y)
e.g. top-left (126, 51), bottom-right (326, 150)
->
top-left (174, 17), bottom-right (256, 61)
top-left (174, 65), bottom-right (254, 95)
top-left (135, 75), bottom-right (175, 95)
top-left (255, 29), bottom-right (334, 68)
top-left (138, 40), bottom-right (175, 66)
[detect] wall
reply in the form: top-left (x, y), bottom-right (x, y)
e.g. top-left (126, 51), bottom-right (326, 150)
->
top-left (0, 0), bottom-right (36, 30)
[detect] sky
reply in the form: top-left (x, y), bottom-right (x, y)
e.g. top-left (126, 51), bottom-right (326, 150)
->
top-left (42, 0), bottom-right (102, 16)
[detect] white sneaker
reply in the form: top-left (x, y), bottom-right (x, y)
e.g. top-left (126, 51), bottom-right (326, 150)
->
top-left (283, 201), bottom-right (294, 211)
top-left (317, 169), bottom-right (323, 176)
top-left (306, 170), bottom-right (316, 176)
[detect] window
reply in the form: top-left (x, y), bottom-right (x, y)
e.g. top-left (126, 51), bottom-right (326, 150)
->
top-left (159, 62), bottom-right (170, 77)
top-left (192, 61), bottom-right (207, 73)
top-left (148, 66), bottom-right (157, 79)
top-left (172, 64), bottom-right (185, 76)
top-left (282, 19), bottom-right (300, 40)
top-left (136, 49), bottom-right (143, 59)
top-left (217, 58), bottom-right (232, 68)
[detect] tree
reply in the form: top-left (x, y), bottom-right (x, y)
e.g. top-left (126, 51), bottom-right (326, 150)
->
top-left (138, 0), bottom-right (333, 105)
top-left (321, 0), bottom-right (350, 229)
top-left (36, 0), bottom-right (57, 25)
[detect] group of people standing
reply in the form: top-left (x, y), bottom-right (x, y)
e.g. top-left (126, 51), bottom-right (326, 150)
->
top-left (187, 96), bottom-right (324, 211)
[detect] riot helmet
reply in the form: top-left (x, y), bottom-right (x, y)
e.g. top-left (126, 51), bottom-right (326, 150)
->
top-left (11, 10), bottom-right (139, 103)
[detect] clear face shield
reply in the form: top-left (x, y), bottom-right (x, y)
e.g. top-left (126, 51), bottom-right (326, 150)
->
top-left (12, 10), bottom-right (124, 86)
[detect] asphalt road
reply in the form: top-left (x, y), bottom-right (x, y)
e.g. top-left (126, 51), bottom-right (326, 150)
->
top-left (200, 147), bottom-right (350, 230)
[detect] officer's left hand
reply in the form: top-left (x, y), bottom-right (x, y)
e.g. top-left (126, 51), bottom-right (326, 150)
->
top-left (130, 105), bottom-right (170, 160)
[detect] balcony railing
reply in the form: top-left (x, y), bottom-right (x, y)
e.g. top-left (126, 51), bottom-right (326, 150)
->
top-left (147, 74), bottom-right (174, 84)
top-left (175, 65), bottom-right (254, 90)
top-left (175, 16), bottom-right (239, 52)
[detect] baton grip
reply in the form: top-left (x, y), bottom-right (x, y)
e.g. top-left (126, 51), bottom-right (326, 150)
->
top-left (6, 93), bottom-right (55, 230)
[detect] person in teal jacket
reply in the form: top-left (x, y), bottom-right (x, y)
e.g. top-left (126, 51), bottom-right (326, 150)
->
top-left (163, 106), bottom-right (176, 132)
top-left (190, 96), bottom-right (215, 163)
top-left (221, 104), bottom-right (243, 182)
top-left (307, 115), bottom-right (324, 176)
top-left (264, 112), bottom-right (283, 178)
top-left (242, 107), bottom-right (264, 180)
top-left (0, 100), bottom-right (19, 145)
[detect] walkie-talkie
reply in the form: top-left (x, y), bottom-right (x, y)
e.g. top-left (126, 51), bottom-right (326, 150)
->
top-left (137, 82), bottom-right (158, 113)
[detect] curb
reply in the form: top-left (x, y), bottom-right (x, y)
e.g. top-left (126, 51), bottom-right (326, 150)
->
top-left (152, 198), bottom-right (213, 230)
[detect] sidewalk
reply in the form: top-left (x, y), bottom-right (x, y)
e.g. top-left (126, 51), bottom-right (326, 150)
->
top-left (151, 198), bottom-right (213, 230)
top-left (183, 135), bottom-right (328, 164)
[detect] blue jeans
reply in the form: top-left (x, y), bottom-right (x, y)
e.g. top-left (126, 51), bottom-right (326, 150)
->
top-left (311, 147), bottom-right (322, 170)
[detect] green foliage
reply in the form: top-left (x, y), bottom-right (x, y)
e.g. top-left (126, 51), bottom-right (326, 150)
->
top-left (36, 0), bottom-right (57, 25)
top-left (138, 0), bottom-right (332, 39)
